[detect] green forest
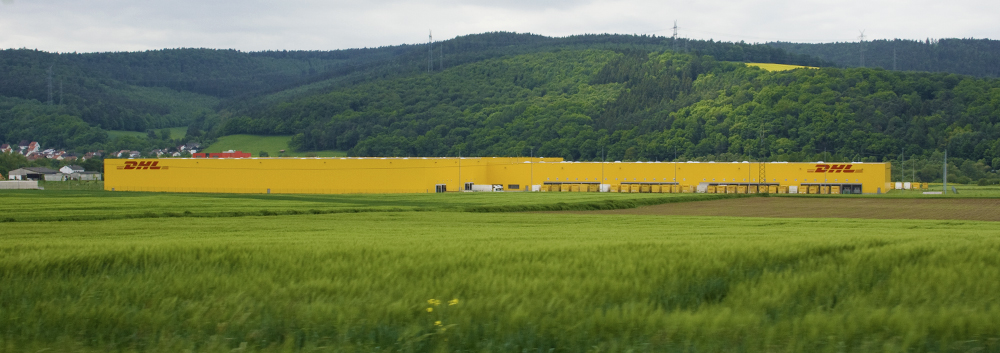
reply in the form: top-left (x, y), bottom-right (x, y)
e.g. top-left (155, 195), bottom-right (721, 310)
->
top-left (770, 38), bottom-right (1000, 77)
top-left (229, 49), bottom-right (1000, 184)
top-left (2, 33), bottom-right (1000, 183)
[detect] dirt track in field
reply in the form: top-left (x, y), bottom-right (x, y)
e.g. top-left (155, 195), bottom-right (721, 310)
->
top-left (566, 197), bottom-right (1000, 221)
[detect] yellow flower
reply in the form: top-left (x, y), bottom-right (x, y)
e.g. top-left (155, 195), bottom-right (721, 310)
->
top-left (448, 299), bottom-right (459, 306)
top-left (426, 307), bottom-right (433, 312)
top-left (434, 321), bottom-right (442, 326)
top-left (427, 299), bottom-right (441, 306)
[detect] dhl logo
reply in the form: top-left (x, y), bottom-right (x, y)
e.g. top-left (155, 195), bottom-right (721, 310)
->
top-left (117, 161), bottom-right (169, 170)
top-left (807, 164), bottom-right (863, 173)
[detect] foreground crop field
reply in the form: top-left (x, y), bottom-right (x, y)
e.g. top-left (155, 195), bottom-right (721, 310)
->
top-left (2, 191), bottom-right (1000, 352)
top-left (580, 196), bottom-right (1000, 221)
top-left (0, 190), bottom-right (700, 222)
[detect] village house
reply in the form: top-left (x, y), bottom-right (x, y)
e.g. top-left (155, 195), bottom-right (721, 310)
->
top-left (179, 142), bottom-right (201, 154)
top-left (1, 144), bottom-right (11, 153)
top-left (59, 165), bottom-right (85, 174)
top-left (59, 165), bottom-right (101, 181)
top-left (26, 152), bottom-right (44, 161)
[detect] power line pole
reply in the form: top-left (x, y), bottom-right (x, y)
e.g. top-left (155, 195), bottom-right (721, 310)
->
top-left (428, 30), bottom-right (433, 73)
top-left (758, 117), bottom-right (767, 192)
top-left (943, 149), bottom-right (948, 194)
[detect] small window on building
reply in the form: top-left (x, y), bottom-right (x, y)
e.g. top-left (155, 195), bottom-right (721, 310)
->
top-left (508, 184), bottom-right (520, 190)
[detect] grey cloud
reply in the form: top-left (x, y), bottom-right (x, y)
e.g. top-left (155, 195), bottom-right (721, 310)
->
top-left (0, 0), bottom-right (997, 52)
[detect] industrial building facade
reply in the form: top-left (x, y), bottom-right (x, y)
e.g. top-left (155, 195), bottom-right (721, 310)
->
top-left (104, 157), bottom-right (892, 194)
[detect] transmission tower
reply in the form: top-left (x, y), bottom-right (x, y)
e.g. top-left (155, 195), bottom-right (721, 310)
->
top-left (672, 20), bottom-right (678, 51)
top-left (46, 65), bottom-right (53, 105)
top-left (893, 48), bottom-right (897, 71)
top-left (858, 30), bottom-right (866, 67)
top-left (428, 30), bottom-right (433, 73)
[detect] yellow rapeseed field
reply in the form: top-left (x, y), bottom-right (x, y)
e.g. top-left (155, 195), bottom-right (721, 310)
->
top-left (745, 63), bottom-right (818, 71)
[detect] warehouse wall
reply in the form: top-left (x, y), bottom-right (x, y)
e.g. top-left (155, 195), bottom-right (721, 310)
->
top-left (105, 158), bottom-right (890, 194)
top-left (104, 157), bottom-right (559, 194)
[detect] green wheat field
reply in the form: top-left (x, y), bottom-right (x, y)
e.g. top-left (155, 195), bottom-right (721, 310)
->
top-left (2, 190), bottom-right (999, 352)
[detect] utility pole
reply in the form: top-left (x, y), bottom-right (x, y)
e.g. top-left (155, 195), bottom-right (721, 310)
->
top-left (758, 117), bottom-right (767, 192)
top-left (428, 30), bottom-right (433, 73)
top-left (943, 149), bottom-right (948, 194)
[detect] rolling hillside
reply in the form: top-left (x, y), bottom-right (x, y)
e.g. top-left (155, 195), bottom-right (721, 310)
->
top-left (2, 33), bottom-right (1000, 183)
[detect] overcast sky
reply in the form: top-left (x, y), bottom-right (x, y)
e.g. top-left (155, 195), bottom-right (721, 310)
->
top-left (1, 0), bottom-right (998, 53)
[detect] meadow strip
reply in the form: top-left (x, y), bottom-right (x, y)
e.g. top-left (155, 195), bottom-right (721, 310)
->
top-left (465, 193), bottom-right (753, 212)
top-left (0, 190), bottom-right (705, 222)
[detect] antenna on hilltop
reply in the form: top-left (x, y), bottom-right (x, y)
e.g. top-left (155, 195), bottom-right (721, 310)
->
top-left (428, 30), bottom-right (433, 73)
top-left (858, 30), bottom-right (867, 68)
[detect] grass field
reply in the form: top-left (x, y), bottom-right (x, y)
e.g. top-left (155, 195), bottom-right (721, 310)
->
top-left (2, 190), bottom-right (999, 352)
top-left (205, 135), bottom-right (347, 157)
top-left (0, 190), bottom-right (706, 222)
top-left (581, 196), bottom-right (1000, 221)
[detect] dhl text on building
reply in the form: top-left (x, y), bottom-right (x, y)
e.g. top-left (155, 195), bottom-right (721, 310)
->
top-left (105, 157), bottom-right (893, 194)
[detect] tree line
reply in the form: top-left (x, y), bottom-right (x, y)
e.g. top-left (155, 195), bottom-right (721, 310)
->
top-left (770, 38), bottom-right (1000, 77)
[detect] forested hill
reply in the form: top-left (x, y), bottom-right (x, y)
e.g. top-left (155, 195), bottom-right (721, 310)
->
top-left (227, 49), bottom-right (1000, 183)
top-left (2, 33), bottom-right (1000, 184)
top-left (769, 38), bottom-right (1000, 78)
top-left (1, 32), bottom-right (827, 142)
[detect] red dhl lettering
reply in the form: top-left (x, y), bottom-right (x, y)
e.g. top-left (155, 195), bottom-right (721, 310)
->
top-left (118, 161), bottom-right (168, 170)
top-left (808, 164), bottom-right (862, 173)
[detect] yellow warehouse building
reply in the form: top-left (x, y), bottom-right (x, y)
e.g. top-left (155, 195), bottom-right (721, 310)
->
top-left (105, 157), bottom-right (892, 194)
